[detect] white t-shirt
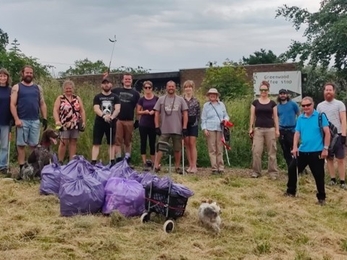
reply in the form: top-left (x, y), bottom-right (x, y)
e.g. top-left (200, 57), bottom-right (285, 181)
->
top-left (317, 99), bottom-right (346, 133)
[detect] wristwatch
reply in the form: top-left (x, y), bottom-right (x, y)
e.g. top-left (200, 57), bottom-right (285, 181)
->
top-left (323, 146), bottom-right (328, 150)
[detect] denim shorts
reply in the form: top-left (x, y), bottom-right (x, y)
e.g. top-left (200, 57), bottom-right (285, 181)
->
top-left (16, 119), bottom-right (40, 146)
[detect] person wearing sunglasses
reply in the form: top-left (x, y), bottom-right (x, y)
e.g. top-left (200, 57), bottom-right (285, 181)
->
top-left (136, 81), bottom-right (158, 171)
top-left (277, 89), bottom-right (300, 169)
top-left (285, 96), bottom-right (330, 205)
top-left (249, 80), bottom-right (280, 179)
top-left (0, 68), bottom-right (12, 176)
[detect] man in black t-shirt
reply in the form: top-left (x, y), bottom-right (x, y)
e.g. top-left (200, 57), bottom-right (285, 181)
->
top-left (91, 77), bottom-right (121, 166)
top-left (111, 73), bottom-right (140, 163)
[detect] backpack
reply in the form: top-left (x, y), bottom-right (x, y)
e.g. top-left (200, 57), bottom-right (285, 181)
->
top-left (318, 112), bottom-right (339, 152)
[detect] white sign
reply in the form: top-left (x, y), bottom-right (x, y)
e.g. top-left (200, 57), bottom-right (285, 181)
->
top-left (253, 71), bottom-right (302, 101)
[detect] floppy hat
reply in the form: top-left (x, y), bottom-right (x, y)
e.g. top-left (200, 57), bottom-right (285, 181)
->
top-left (206, 88), bottom-right (220, 96)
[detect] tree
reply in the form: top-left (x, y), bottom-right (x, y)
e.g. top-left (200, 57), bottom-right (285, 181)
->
top-left (0, 50), bottom-right (50, 84)
top-left (0, 28), bottom-right (9, 53)
top-left (242, 49), bottom-right (284, 65)
top-left (202, 60), bottom-right (252, 100)
top-left (62, 58), bottom-right (108, 76)
top-left (9, 38), bottom-right (21, 53)
top-left (60, 58), bottom-right (151, 77)
top-left (276, 0), bottom-right (347, 79)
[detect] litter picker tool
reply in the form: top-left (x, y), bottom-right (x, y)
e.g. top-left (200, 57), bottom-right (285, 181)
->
top-left (221, 120), bottom-right (234, 166)
top-left (103, 35), bottom-right (117, 79)
top-left (6, 132), bottom-right (11, 177)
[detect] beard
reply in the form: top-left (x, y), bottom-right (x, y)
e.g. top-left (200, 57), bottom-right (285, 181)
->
top-left (102, 87), bottom-right (111, 92)
top-left (22, 76), bottom-right (33, 83)
top-left (325, 93), bottom-right (334, 101)
top-left (167, 89), bottom-right (175, 94)
top-left (280, 97), bottom-right (287, 101)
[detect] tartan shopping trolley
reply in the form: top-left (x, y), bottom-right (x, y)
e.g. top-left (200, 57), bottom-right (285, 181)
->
top-left (140, 141), bottom-right (192, 233)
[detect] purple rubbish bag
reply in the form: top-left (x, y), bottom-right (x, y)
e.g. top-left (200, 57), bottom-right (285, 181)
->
top-left (59, 166), bottom-right (105, 217)
top-left (109, 158), bottom-right (137, 179)
top-left (39, 155), bottom-right (64, 196)
top-left (60, 155), bottom-right (90, 181)
top-left (102, 177), bottom-right (145, 217)
top-left (89, 167), bottom-right (111, 187)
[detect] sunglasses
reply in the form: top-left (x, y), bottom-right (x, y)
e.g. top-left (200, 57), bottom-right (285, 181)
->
top-left (260, 89), bottom-right (268, 92)
top-left (301, 103), bottom-right (312, 107)
top-left (143, 87), bottom-right (152, 90)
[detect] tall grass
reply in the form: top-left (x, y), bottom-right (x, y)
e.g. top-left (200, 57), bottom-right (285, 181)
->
top-left (10, 78), bottom-right (285, 168)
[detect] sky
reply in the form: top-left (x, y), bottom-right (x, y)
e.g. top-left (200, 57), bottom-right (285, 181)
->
top-left (1, 0), bottom-right (320, 76)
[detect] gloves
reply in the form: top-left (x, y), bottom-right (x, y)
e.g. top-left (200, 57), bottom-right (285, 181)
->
top-left (155, 127), bottom-right (161, 136)
top-left (341, 136), bottom-right (346, 145)
top-left (9, 119), bottom-right (14, 129)
top-left (133, 120), bottom-right (139, 130)
top-left (42, 118), bottom-right (48, 131)
top-left (182, 128), bottom-right (188, 137)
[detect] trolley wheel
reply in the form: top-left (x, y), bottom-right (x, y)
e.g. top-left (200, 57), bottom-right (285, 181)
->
top-left (140, 212), bottom-right (150, 223)
top-left (163, 220), bottom-right (175, 233)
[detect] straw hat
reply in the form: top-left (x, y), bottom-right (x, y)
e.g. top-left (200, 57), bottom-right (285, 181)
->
top-left (206, 88), bottom-right (220, 96)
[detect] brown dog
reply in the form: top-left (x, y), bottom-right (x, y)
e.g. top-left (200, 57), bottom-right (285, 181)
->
top-left (26, 129), bottom-right (59, 179)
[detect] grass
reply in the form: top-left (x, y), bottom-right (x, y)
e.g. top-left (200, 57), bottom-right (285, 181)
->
top-left (1, 168), bottom-right (347, 259)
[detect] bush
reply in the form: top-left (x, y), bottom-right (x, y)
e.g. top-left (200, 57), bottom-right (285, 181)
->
top-left (9, 78), bottom-right (285, 169)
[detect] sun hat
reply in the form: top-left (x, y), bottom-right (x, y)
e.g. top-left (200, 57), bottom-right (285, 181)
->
top-left (206, 88), bottom-right (220, 96)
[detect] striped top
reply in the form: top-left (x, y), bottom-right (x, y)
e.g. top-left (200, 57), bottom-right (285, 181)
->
top-left (316, 99), bottom-right (346, 133)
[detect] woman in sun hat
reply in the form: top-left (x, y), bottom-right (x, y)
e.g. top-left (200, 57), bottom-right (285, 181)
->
top-left (201, 88), bottom-right (229, 174)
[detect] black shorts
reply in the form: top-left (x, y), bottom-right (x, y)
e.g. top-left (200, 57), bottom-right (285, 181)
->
top-left (93, 121), bottom-right (116, 145)
top-left (186, 125), bottom-right (198, 137)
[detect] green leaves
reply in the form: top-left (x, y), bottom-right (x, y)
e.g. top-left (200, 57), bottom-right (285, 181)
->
top-left (276, 0), bottom-right (347, 78)
top-left (242, 49), bottom-right (284, 65)
top-left (202, 60), bottom-right (252, 100)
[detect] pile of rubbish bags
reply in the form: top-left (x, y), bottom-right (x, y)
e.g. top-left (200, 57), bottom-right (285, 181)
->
top-left (39, 155), bottom-right (194, 217)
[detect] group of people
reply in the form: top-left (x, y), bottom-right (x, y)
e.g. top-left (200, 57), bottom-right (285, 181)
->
top-left (0, 66), bottom-right (230, 178)
top-left (0, 66), bottom-right (346, 206)
top-left (251, 80), bottom-right (346, 205)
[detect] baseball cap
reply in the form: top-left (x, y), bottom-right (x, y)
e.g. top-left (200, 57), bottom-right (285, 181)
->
top-left (102, 77), bottom-right (111, 83)
top-left (279, 89), bottom-right (287, 94)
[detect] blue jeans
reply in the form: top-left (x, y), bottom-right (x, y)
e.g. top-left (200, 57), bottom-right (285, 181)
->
top-left (0, 125), bottom-right (10, 169)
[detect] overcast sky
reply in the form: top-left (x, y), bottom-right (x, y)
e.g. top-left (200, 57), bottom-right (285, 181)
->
top-left (1, 0), bottom-right (319, 76)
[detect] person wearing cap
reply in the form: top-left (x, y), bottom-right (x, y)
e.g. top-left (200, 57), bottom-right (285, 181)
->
top-left (277, 88), bottom-right (300, 168)
top-left (201, 88), bottom-right (229, 174)
top-left (249, 80), bottom-right (279, 179)
top-left (91, 77), bottom-right (121, 166)
top-left (111, 73), bottom-right (140, 164)
top-left (153, 80), bottom-right (188, 174)
top-left (53, 79), bottom-right (86, 163)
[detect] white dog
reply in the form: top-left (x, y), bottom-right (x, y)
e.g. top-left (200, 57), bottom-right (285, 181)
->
top-left (198, 199), bottom-right (222, 234)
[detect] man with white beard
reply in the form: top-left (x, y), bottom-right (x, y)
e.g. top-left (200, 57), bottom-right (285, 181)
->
top-left (317, 83), bottom-right (347, 189)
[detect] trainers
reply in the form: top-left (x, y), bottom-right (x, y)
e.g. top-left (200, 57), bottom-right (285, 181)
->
top-left (175, 168), bottom-right (183, 175)
top-left (340, 183), bottom-right (346, 190)
top-left (329, 180), bottom-right (337, 186)
top-left (142, 164), bottom-right (150, 171)
top-left (283, 192), bottom-right (295, 197)
top-left (317, 200), bottom-right (326, 206)
top-left (251, 172), bottom-right (260, 178)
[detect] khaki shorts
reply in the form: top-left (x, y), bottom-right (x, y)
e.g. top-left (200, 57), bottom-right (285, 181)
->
top-left (115, 120), bottom-right (134, 146)
top-left (159, 134), bottom-right (182, 152)
top-left (60, 129), bottom-right (79, 139)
